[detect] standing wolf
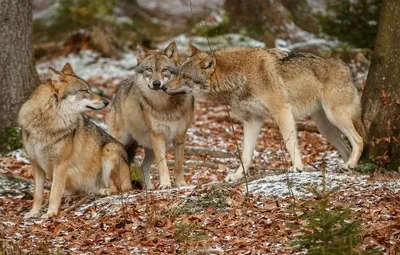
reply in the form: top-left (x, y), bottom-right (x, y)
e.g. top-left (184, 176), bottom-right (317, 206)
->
top-left (163, 44), bottom-right (364, 182)
top-left (107, 42), bottom-right (194, 189)
top-left (19, 63), bottom-right (132, 219)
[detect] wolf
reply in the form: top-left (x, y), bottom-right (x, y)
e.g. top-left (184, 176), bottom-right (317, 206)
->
top-left (107, 42), bottom-right (194, 189)
top-left (163, 44), bottom-right (364, 182)
top-left (19, 63), bottom-right (132, 219)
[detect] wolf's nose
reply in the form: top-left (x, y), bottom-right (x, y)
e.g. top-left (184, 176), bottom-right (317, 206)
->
top-left (153, 80), bottom-right (162, 89)
top-left (103, 99), bottom-right (109, 106)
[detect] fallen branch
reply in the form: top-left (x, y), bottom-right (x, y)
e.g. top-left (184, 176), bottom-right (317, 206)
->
top-left (64, 195), bottom-right (95, 214)
top-left (184, 146), bottom-right (235, 158)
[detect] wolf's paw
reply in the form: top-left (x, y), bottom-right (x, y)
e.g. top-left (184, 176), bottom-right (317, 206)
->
top-left (341, 162), bottom-right (356, 171)
top-left (99, 188), bottom-right (113, 196)
top-left (41, 210), bottom-right (57, 220)
top-left (174, 178), bottom-right (187, 188)
top-left (159, 177), bottom-right (172, 189)
top-left (24, 211), bottom-right (40, 219)
top-left (224, 171), bottom-right (243, 182)
top-left (288, 166), bottom-right (303, 173)
top-left (145, 182), bottom-right (154, 190)
top-left (303, 165), bottom-right (316, 172)
top-left (64, 195), bottom-right (73, 204)
top-left (159, 183), bottom-right (172, 189)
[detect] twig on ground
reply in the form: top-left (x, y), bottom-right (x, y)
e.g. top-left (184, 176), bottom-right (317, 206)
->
top-left (64, 195), bottom-right (95, 214)
top-left (184, 146), bottom-right (235, 158)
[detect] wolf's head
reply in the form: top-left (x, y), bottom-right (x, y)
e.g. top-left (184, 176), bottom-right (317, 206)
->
top-left (135, 42), bottom-right (179, 91)
top-left (163, 43), bottom-right (216, 96)
top-left (49, 63), bottom-right (109, 113)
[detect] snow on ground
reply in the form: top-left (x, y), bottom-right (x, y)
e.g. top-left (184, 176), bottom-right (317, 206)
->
top-left (248, 171), bottom-right (400, 198)
top-left (158, 33), bottom-right (266, 54)
top-left (36, 50), bottom-right (137, 80)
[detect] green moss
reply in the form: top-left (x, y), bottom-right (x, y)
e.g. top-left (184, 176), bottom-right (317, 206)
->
top-left (167, 183), bottom-right (228, 217)
top-left (6, 127), bottom-right (22, 152)
top-left (173, 222), bottom-right (207, 243)
top-left (318, 0), bottom-right (381, 49)
top-left (130, 164), bottom-right (143, 184)
top-left (195, 14), bottom-right (230, 37)
top-left (354, 161), bottom-right (379, 173)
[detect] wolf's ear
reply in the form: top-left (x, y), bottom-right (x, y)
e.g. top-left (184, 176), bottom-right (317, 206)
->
top-left (136, 44), bottom-right (149, 64)
top-left (201, 55), bottom-right (216, 73)
top-left (164, 42), bottom-right (179, 63)
top-left (61, 62), bottom-right (76, 76)
top-left (49, 67), bottom-right (64, 83)
top-left (188, 42), bottom-right (200, 56)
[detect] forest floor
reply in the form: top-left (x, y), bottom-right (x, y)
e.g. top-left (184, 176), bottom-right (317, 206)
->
top-left (1, 58), bottom-right (400, 254)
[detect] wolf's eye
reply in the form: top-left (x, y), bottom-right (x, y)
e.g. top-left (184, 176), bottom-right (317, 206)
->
top-left (145, 68), bottom-right (153, 73)
top-left (162, 68), bottom-right (169, 73)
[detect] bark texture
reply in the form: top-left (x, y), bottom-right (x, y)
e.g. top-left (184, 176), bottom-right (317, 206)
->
top-left (0, 0), bottom-right (39, 152)
top-left (361, 0), bottom-right (400, 170)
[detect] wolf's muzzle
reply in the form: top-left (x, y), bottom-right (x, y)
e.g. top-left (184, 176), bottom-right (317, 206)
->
top-left (152, 80), bottom-right (162, 90)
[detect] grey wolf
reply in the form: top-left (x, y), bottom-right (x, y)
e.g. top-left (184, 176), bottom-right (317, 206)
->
top-left (107, 42), bottom-right (194, 189)
top-left (19, 63), bottom-right (132, 219)
top-left (163, 44), bottom-right (364, 182)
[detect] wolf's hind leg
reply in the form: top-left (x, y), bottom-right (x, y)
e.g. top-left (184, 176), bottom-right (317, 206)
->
top-left (101, 143), bottom-right (132, 195)
top-left (322, 104), bottom-right (363, 169)
top-left (274, 106), bottom-right (303, 171)
top-left (225, 118), bottom-right (263, 182)
top-left (311, 106), bottom-right (351, 162)
top-left (25, 163), bottom-right (45, 219)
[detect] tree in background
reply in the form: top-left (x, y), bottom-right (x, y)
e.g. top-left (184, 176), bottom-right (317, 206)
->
top-left (361, 0), bottom-right (400, 170)
top-left (318, 0), bottom-right (381, 49)
top-left (0, 0), bottom-right (39, 153)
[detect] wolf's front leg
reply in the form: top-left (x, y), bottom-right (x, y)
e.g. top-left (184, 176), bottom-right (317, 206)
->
top-left (25, 163), bottom-right (45, 219)
top-left (42, 163), bottom-right (68, 219)
top-left (142, 148), bottom-right (155, 190)
top-left (150, 134), bottom-right (171, 189)
top-left (225, 118), bottom-right (263, 182)
top-left (173, 134), bottom-right (187, 188)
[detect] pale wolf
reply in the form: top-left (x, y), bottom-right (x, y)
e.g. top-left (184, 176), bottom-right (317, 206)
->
top-left (163, 44), bottom-right (364, 182)
top-left (107, 42), bottom-right (194, 189)
top-left (19, 63), bottom-right (132, 219)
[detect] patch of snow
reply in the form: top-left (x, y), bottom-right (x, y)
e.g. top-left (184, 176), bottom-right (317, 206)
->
top-left (9, 149), bottom-right (30, 164)
top-left (158, 34), bottom-right (265, 55)
top-left (36, 50), bottom-right (137, 80)
top-left (136, 0), bottom-right (223, 18)
top-left (75, 186), bottom-right (196, 217)
top-left (275, 22), bottom-right (338, 52)
top-left (248, 171), bottom-right (400, 198)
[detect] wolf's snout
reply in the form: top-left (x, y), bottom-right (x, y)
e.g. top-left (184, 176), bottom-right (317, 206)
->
top-left (152, 80), bottom-right (162, 90)
top-left (102, 99), bottom-right (109, 107)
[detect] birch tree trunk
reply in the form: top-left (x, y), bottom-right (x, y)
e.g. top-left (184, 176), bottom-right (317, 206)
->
top-left (361, 0), bottom-right (400, 170)
top-left (0, 0), bottom-right (39, 152)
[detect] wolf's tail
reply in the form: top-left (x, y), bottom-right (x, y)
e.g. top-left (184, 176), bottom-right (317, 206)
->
top-left (353, 115), bottom-right (368, 146)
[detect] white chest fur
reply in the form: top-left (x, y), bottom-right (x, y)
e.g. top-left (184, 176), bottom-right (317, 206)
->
top-left (150, 117), bottom-right (187, 143)
top-left (25, 142), bottom-right (51, 173)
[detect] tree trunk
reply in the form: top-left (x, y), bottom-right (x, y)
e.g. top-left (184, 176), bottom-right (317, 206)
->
top-left (0, 0), bottom-right (39, 153)
top-left (361, 0), bottom-right (400, 170)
